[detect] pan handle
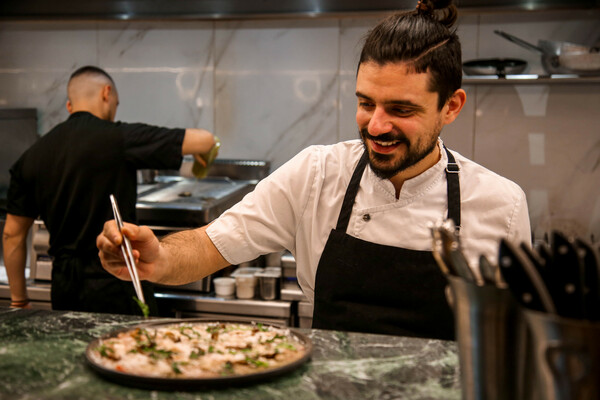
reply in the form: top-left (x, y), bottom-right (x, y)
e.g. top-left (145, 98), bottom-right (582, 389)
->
top-left (494, 30), bottom-right (546, 55)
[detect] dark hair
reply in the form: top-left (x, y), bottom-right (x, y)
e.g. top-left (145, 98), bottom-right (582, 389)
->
top-left (69, 65), bottom-right (115, 85)
top-left (358, 0), bottom-right (461, 110)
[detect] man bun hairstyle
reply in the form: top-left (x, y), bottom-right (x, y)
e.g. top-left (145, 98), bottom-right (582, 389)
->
top-left (359, 0), bottom-right (461, 110)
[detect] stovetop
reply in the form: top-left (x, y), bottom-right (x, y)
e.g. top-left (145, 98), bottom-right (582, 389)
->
top-left (136, 177), bottom-right (255, 228)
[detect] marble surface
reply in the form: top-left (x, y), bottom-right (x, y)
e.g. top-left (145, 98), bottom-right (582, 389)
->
top-left (1, 8), bottom-right (599, 240)
top-left (0, 307), bottom-right (459, 399)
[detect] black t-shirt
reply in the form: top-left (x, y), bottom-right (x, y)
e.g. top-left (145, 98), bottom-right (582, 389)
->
top-left (7, 111), bottom-right (185, 259)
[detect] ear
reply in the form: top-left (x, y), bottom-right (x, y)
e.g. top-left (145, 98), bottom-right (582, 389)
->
top-left (442, 88), bottom-right (466, 125)
top-left (101, 85), bottom-right (112, 102)
top-left (66, 100), bottom-right (73, 114)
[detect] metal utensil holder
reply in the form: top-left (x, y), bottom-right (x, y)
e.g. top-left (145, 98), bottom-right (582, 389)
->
top-left (524, 309), bottom-right (600, 400)
top-left (447, 275), bottom-right (535, 400)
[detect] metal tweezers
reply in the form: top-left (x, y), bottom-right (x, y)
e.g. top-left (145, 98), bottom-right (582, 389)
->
top-left (109, 194), bottom-right (145, 305)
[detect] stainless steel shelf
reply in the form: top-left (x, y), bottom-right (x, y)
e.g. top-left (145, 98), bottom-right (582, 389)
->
top-left (463, 74), bottom-right (600, 85)
top-left (155, 290), bottom-right (293, 318)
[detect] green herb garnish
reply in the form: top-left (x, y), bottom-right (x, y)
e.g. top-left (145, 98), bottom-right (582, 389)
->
top-left (133, 296), bottom-right (150, 318)
top-left (245, 356), bottom-right (269, 368)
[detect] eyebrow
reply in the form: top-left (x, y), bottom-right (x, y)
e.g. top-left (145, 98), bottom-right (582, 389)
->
top-left (355, 91), bottom-right (425, 112)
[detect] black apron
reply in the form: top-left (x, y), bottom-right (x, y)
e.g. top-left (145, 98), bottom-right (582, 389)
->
top-left (312, 147), bottom-right (460, 339)
top-left (51, 254), bottom-right (158, 316)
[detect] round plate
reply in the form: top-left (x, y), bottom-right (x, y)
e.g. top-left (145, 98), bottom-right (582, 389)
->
top-left (85, 319), bottom-right (313, 390)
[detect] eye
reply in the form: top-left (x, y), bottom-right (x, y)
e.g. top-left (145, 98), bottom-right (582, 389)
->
top-left (390, 107), bottom-right (414, 116)
top-left (358, 100), bottom-right (374, 109)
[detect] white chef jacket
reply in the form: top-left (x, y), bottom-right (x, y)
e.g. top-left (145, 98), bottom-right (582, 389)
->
top-left (206, 139), bottom-right (531, 304)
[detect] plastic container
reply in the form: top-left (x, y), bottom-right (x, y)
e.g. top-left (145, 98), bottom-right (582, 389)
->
top-left (213, 277), bottom-right (235, 298)
top-left (257, 269), bottom-right (281, 300)
top-left (234, 274), bottom-right (257, 299)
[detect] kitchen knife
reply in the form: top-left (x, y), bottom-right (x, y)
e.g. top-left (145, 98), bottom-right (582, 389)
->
top-left (520, 243), bottom-right (547, 276)
top-left (549, 231), bottom-right (586, 319)
top-left (430, 225), bottom-right (453, 276)
top-left (438, 223), bottom-right (480, 284)
top-left (498, 239), bottom-right (557, 314)
top-left (478, 254), bottom-right (499, 286)
top-left (574, 237), bottom-right (600, 320)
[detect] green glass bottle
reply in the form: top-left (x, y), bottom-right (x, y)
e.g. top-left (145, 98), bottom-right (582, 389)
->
top-left (192, 137), bottom-right (221, 179)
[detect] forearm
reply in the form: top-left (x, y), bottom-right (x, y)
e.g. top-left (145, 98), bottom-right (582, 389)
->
top-left (155, 225), bottom-right (230, 285)
top-left (3, 235), bottom-right (29, 302)
top-left (181, 128), bottom-right (215, 156)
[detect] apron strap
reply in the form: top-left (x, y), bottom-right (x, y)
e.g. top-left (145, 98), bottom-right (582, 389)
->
top-left (444, 146), bottom-right (461, 230)
top-left (335, 151), bottom-right (369, 231)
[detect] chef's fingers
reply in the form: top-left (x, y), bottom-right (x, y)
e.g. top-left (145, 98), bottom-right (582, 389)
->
top-left (193, 153), bottom-right (207, 167)
top-left (97, 247), bottom-right (132, 281)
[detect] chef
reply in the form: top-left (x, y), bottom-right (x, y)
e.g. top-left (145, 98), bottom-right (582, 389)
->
top-left (97, 0), bottom-right (531, 338)
top-left (3, 65), bottom-right (217, 315)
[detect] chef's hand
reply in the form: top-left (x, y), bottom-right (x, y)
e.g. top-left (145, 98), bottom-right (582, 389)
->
top-left (96, 220), bottom-right (163, 282)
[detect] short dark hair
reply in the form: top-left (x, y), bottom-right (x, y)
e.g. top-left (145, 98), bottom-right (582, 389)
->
top-left (358, 0), bottom-right (461, 110)
top-left (69, 65), bottom-right (115, 85)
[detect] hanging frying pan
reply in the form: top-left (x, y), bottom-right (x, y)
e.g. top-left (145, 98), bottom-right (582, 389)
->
top-left (462, 58), bottom-right (528, 77)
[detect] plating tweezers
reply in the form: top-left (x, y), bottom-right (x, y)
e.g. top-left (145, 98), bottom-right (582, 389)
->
top-left (109, 194), bottom-right (145, 305)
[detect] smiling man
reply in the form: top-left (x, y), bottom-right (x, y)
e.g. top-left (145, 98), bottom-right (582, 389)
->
top-left (97, 0), bottom-right (531, 339)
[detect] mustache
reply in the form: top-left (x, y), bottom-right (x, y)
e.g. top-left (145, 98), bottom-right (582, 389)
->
top-left (360, 128), bottom-right (409, 144)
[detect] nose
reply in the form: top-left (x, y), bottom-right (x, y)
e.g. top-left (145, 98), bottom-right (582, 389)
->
top-left (367, 107), bottom-right (393, 136)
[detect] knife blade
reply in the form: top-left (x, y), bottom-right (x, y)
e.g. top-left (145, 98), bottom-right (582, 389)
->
top-left (574, 237), bottom-right (600, 320)
top-left (499, 239), bottom-right (556, 314)
top-left (520, 243), bottom-right (547, 277)
top-left (438, 222), bottom-right (481, 285)
top-left (478, 254), bottom-right (499, 286)
top-left (534, 241), bottom-right (553, 267)
top-left (549, 231), bottom-right (585, 319)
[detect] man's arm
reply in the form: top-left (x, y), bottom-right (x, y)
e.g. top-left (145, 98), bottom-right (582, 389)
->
top-left (97, 221), bottom-right (230, 285)
top-left (2, 214), bottom-right (34, 307)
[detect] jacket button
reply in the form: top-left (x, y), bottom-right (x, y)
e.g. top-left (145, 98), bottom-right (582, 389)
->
top-left (363, 214), bottom-right (371, 221)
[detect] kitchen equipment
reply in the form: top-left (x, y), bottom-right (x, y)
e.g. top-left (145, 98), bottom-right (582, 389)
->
top-left (574, 238), bottom-right (600, 320)
top-left (478, 254), bottom-right (498, 286)
top-left (0, 108), bottom-right (38, 212)
top-left (548, 231), bottom-right (585, 319)
top-left (136, 177), bottom-right (255, 228)
top-left (436, 220), bottom-right (483, 285)
top-left (136, 169), bottom-right (157, 184)
top-left (462, 58), bottom-right (527, 77)
top-left (498, 239), bottom-right (556, 313)
top-left (447, 274), bottom-right (527, 400)
top-left (213, 277), bottom-right (235, 298)
top-left (29, 220), bottom-right (52, 281)
top-left (110, 194), bottom-right (145, 306)
top-left (231, 268), bottom-right (261, 299)
top-left (257, 268), bottom-right (281, 301)
top-left (494, 30), bottom-right (600, 75)
top-left (524, 309), bottom-right (600, 400)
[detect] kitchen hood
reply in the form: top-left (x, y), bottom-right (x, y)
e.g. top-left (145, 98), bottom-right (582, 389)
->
top-left (1, 0), bottom-right (598, 20)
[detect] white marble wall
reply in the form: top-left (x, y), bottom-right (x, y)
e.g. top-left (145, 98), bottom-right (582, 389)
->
top-left (0, 9), bottom-right (599, 240)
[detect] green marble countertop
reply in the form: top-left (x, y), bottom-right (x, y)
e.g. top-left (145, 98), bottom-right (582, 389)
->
top-left (0, 307), bottom-right (460, 399)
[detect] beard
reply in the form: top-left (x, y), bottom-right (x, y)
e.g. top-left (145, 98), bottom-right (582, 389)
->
top-left (359, 125), bottom-right (441, 180)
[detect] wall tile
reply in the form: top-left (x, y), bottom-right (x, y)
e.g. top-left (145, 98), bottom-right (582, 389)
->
top-left (0, 22), bottom-right (98, 132)
top-left (473, 83), bottom-right (600, 240)
top-left (339, 17), bottom-right (380, 143)
top-left (214, 19), bottom-right (340, 169)
top-left (97, 21), bottom-right (214, 131)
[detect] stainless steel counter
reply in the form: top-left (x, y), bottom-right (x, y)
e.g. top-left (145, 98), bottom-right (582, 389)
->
top-left (0, 279), bottom-right (296, 325)
top-left (0, 280), bottom-right (52, 309)
top-left (155, 290), bottom-right (294, 326)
